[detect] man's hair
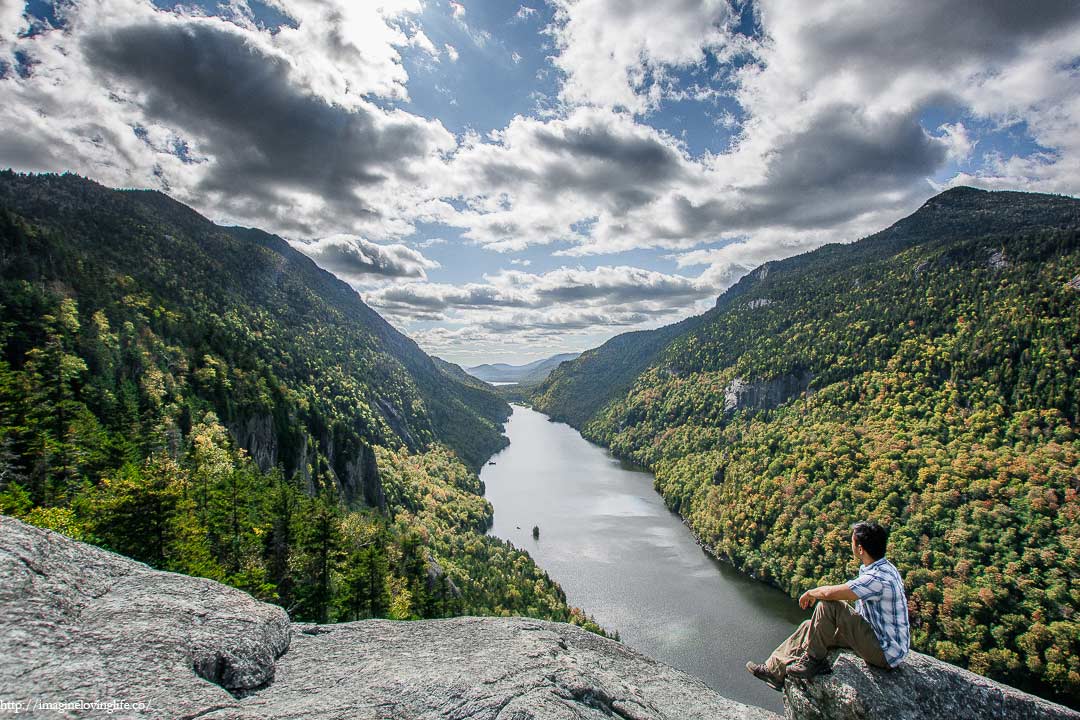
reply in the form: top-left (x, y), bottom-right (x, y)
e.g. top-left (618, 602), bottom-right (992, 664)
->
top-left (852, 521), bottom-right (888, 560)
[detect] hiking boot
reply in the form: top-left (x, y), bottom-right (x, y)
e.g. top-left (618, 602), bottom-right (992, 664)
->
top-left (745, 661), bottom-right (784, 691)
top-left (786, 654), bottom-right (832, 680)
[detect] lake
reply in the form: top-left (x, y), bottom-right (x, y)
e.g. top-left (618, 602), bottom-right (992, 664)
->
top-left (481, 404), bottom-right (808, 713)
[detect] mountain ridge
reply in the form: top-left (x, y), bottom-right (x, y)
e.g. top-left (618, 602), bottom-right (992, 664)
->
top-left (0, 170), bottom-right (509, 473)
top-left (535, 186), bottom-right (1080, 429)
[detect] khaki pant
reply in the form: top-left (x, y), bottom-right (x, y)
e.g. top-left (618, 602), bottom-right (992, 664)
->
top-left (766, 600), bottom-right (888, 679)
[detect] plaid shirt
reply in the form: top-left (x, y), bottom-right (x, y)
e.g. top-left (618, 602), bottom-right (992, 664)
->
top-left (846, 557), bottom-right (910, 667)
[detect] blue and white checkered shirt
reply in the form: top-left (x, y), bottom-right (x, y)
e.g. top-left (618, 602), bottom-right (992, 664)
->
top-left (846, 557), bottom-right (910, 667)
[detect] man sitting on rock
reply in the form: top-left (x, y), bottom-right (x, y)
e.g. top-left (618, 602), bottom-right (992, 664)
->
top-left (745, 520), bottom-right (910, 691)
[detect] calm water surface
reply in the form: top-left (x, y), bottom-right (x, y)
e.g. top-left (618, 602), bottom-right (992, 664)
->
top-left (482, 405), bottom-right (806, 713)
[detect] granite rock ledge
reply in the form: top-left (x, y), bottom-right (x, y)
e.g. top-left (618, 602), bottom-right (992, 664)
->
top-left (783, 648), bottom-right (1080, 720)
top-left (0, 518), bottom-right (774, 720)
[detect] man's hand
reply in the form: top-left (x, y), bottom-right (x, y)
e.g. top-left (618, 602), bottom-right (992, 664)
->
top-left (799, 584), bottom-right (859, 609)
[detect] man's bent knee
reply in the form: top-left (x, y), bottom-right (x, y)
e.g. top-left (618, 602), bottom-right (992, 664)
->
top-left (814, 600), bottom-right (845, 616)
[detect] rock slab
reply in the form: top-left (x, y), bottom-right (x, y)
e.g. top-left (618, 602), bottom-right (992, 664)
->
top-left (0, 517), bottom-right (774, 720)
top-left (783, 649), bottom-right (1080, 720)
top-left (0, 516), bottom-right (290, 718)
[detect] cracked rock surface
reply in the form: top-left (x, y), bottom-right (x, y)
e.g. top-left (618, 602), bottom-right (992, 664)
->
top-left (783, 649), bottom-right (1080, 720)
top-left (222, 617), bottom-right (776, 720)
top-left (1, 518), bottom-right (775, 720)
top-left (0, 517), bottom-right (291, 719)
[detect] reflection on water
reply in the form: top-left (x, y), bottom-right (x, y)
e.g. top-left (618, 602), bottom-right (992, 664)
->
top-left (482, 405), bottom-right (806, 713)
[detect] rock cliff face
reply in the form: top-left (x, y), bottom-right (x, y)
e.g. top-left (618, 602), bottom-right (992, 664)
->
top-left (228, 412), bottom-right (386, 511)
top-left (0, 518), bottom-right (773, 720)
top-left (722, 371), bottom-right (814, 414)
top-left (783, 649), bottom-right (1080, 720)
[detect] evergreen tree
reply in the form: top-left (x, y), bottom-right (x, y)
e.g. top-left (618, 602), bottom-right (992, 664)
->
top-left (294, 489), bottom-right (343, 623)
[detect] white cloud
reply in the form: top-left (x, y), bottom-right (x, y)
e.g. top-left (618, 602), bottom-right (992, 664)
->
top-left (0, 0), bottom-right (455, 241)
top-left (733, 0), bottom-right (1080, 198)
top-left (437, 106), bottom-right (703, 252)
top-left (547, 0), bottom-right (735, 113)
top-left (292, 235), bottom-right (440, 281)
top-left (410, 28), bottom-right (439, 59)
top-left (0, 0), bottom-right (28, 42)
top-left (937, 122), bottom-right (975, 163)
top-left (366, 263), bottom-right (714, 362)
top-left (431, 0), bottom-right (1080, 262)
top-left (444, 43), bottom-right (459, 61)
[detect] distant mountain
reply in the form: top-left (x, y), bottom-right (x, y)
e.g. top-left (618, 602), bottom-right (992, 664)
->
top-left (466, 352), bottom-right (581, 384)
top-left (534, 186), bottom-right (1080, 707)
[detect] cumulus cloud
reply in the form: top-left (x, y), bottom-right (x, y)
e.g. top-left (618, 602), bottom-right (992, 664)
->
top-left (366, 264), bottom-right (712, 310)
top-left (292, 235), bottom-right (440, 282)
top-left (731, 0), bottom-right (1080, 199)
top-left (82, 18), bottom-right (453, 235)
top-left (437, 107), bottom-right (699, 251)
top-left (547, 0), bottom-right (735, 113)
top-left (410, 29), bottom-right (440, 59)
top-left (368, 264), bottom-right (713, 362)
top-left (363, 264), bottom-right (714, 352)
top-left (0, 0), bottom-right (451, 239)
top-left (431, 0), bottom-right (1080, 263)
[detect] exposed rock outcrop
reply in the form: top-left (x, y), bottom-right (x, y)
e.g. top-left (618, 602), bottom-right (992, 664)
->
top-left (229, 412), bottom-right (279, 471)
top-left (338, 440), bottom-right (385, 510)
top-left (0, 516), bottom-right (290, 718)
top-left (0, 518), bottom-right (774, 720)
top-left (245, 617), bottom-right (775, 720)
top-left (723, 371), bottom-right (814, 414)
top-left (783, 650), bottom-right (1079, 720)
top-left (228, 414), bottom-right (386, 510)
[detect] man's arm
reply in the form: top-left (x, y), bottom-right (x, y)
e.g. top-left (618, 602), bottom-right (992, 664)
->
top-left (798, 583), bottom-right (859, 609)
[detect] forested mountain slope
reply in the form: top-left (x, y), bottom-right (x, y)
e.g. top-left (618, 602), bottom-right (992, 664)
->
top-left (535, 186), bottom-right (1080, 706)
top-left (533, 317), bottom-right (706, 427)
top-left (0, 171), bottom-right (602, 633)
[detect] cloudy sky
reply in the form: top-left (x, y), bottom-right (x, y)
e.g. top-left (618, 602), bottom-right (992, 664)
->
top-left (2, 1), bottom-right (1079, 365)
